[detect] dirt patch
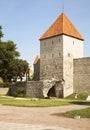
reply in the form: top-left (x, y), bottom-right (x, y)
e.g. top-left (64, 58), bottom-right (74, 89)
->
top-left (0, 104), bottom-right (89, 130)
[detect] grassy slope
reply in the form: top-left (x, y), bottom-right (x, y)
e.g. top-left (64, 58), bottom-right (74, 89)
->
top-left (65, 107), bottom-right (90, 118)
top-left (65, 93), bottom-right (88, 100)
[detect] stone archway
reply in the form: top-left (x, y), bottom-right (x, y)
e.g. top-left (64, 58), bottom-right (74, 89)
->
top-left (42, 79), bottom-right (57, 97)
top-left (47, 85), bottom-right (56, 97)
top-left (42, 78), bottom-right (63, 98)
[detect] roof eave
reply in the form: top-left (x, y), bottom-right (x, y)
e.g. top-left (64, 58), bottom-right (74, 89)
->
top-left (39, 33), bottom-right (84, 41)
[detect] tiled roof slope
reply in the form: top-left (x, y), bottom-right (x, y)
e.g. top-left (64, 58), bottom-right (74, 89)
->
top-left (33, 55), bottom-right (40, 65)
top-left (40, 13), bottom-right (84, 41)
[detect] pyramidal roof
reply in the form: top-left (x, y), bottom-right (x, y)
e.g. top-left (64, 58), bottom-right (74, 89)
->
top-left (39, 13), bottom-right (84, 41)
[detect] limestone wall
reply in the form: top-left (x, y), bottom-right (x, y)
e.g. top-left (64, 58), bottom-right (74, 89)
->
top-left (40, 35), bottom-right (63, 80)
top-left (63, 35), bottom-right (83, 97)
top-left (40, 34), bottom-right (83, 97)
top-left (8, 82), bottom-right (26, 96)
top-left (55, 81), bottom-right (63, 98)
top-left (63, 35), bottom-right (83, 59)
top-left (26, 81), bottom-right (43, 98)
top-left (74, 57), bottom-right (90, 94)
top-left (26, 80), bottom-right (64, 98)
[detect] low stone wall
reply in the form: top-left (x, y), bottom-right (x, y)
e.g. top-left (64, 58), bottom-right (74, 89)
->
top-left (8, 82), bottom-right (26, 96)
top-left (0, 88), bottom-right (9, 95)
top-left (7, 80), bottom-right (64, 98)
top-left (74, 57), bottom-right (90, 94)
top-left (26, 81), bottom-right (43, 98)
top-left (55, 81), bottom-right (63, 98)
top-left (26, 79), bottom-right (64, 98)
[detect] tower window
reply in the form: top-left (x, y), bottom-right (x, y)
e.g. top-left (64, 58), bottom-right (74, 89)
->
top-left (59, 39), bottom-right (61, 43)
top-left (59, 53), bottom-right (61, 56)
top-left (73, 41), bottom-right (74, 45)
top-left (52, 40), bottom-right (54, 45)
top-left (44, 55), bottom-right (46, 58)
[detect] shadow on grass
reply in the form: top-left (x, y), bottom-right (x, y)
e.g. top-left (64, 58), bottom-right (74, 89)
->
top-left (70, 101), bottom-right (90, 106)
top-left (43, 129), bottom-right (53, 130)
top-left (51, 113), bottom-right (65, 117)
top-left (51, 101), bottom-right (90, 118)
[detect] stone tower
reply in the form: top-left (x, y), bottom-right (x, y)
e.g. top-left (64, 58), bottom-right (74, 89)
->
top-left (33, 55), bottom-right (40, 81)
top-left (39, 13), bottom-right (84, 97)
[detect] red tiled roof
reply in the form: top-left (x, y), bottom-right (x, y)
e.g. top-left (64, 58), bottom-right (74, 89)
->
top-left (33, 55), bottom-right (40, 65)
top-left (39, 13), bottom-right (84, 41)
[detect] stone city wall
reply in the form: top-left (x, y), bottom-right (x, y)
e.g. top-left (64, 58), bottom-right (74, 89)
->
top-left (7, 82), bottom-right (26, 96)
top-left (26, 79), bottom-right (64, 98)
top-left (26, 81), bottom-right (43, 98)
top-left (74, 57), bottom-right (90, 94)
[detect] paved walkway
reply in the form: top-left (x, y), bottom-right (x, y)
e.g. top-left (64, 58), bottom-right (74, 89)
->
top-left (0, 121), bottom-right (71, 130)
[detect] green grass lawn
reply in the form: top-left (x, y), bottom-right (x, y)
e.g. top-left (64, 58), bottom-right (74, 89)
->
top-left (0, 95), bottom-right (90, 118)
top-left (0, 96), bottom-right (71, 107)
top-left (65, 93), bottom-right (88, 100)
top-left (0, 95), bottom-right (90, 107)
top-left (65, 107), bottom-right (90, 118)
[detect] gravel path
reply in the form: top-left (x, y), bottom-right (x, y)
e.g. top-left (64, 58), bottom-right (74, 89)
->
top-left (0, 104), bottom-right (89, 130)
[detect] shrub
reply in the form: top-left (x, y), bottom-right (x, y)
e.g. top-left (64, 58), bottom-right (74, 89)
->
top-left (14, 87), bottom-right (25, 97)
top-left (0, 82), bottom-right (11, 88)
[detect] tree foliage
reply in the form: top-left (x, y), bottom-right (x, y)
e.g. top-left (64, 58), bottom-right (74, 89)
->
top-left (0, 26), bottom-right (29, 82)
top-left (11, 59), bottom-right (29, 81)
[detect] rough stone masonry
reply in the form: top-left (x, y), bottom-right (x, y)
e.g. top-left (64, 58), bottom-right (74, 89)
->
top-left (26, 12), bottom-right (90, 98)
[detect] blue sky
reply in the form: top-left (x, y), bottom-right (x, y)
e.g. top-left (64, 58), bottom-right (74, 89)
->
top-left (0, 0), bottom-right (90, 66)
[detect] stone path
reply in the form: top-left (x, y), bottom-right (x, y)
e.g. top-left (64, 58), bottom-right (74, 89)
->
top-left (0, 121), bottom-right (71, 130)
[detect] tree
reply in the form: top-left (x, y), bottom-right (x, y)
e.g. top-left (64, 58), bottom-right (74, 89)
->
top-left (10, 59), bottom-right (29, 82)
top-left (0, 26), bottom-right (29, 82)
top-left (0, 26), bottom-right (3, 41)
top-left (0, 41), bottom-right (20, 81)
